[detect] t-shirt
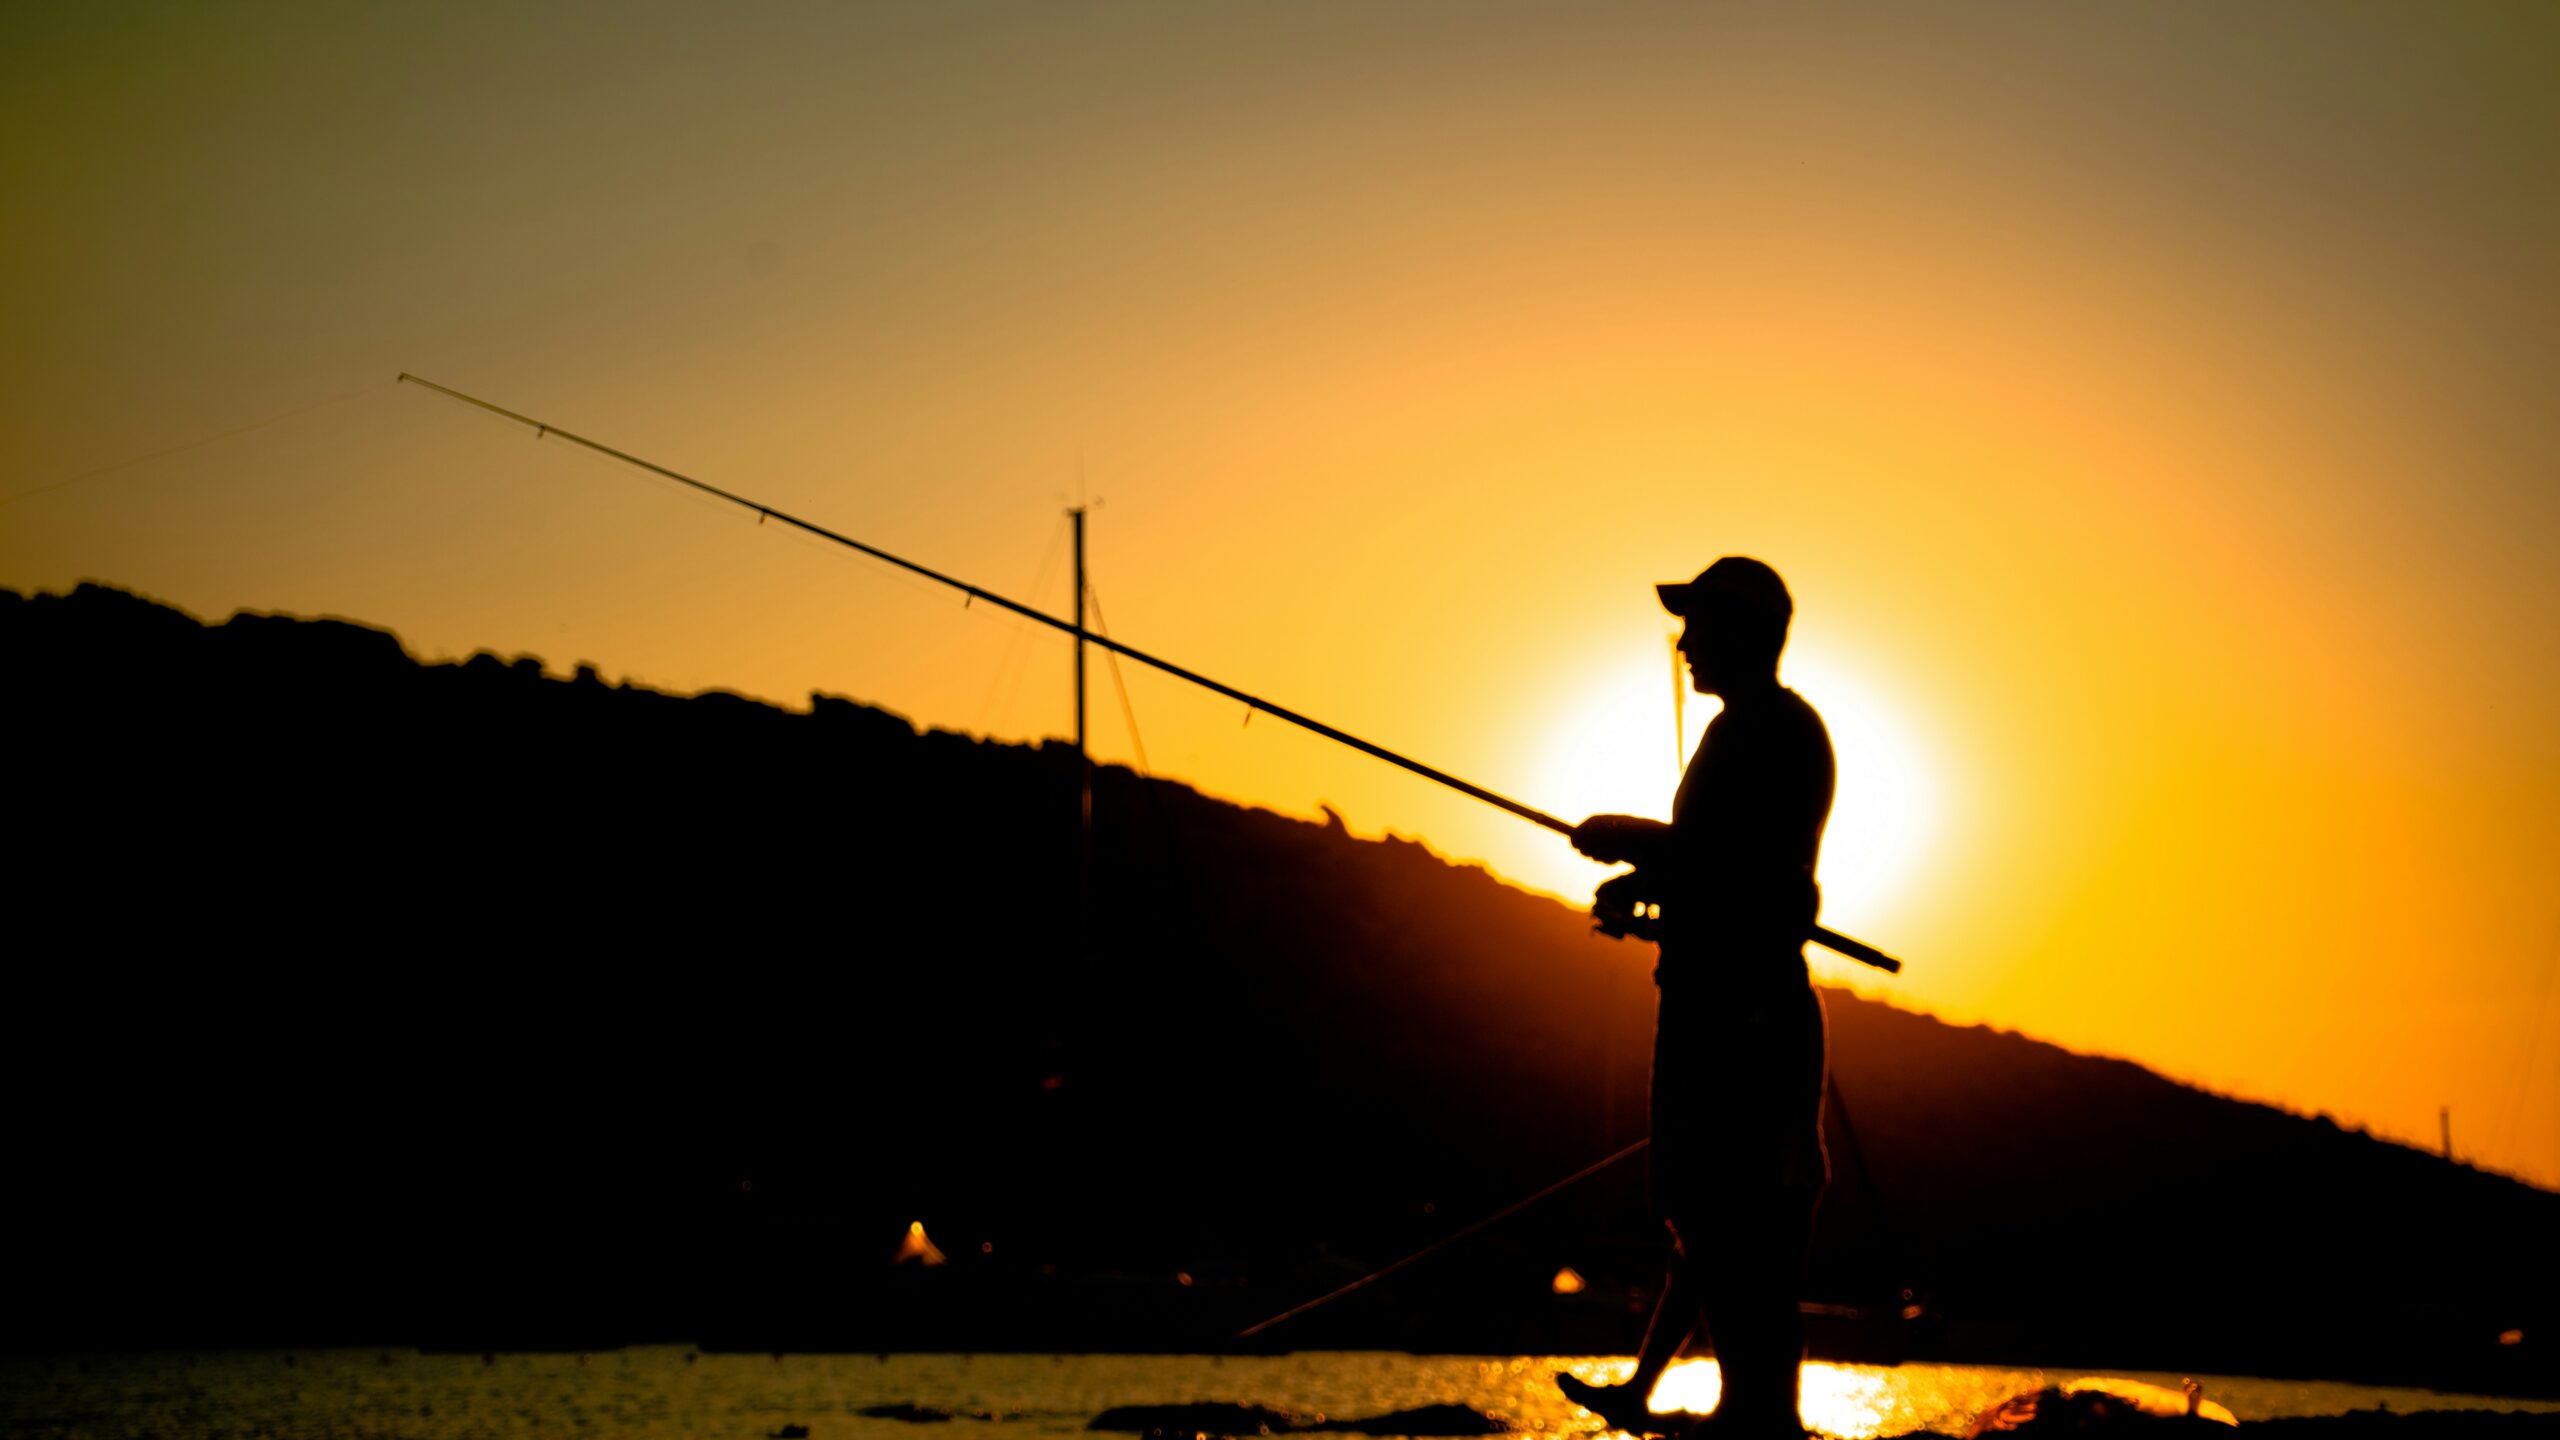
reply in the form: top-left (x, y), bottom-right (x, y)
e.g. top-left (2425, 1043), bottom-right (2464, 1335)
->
top-left (1655, 683), bottom-right (1835, 987)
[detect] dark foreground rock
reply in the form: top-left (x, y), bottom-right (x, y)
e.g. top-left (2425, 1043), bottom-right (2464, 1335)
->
top-left (1312, 1404), bottom-right (1514, 1435)
top-left (2239, 1412), bottom-right (2560, 1437)
top-left (1090, 1403), bottom-right (1515, 1438)
top-left (1091, 1404), bottom-right (1307, 1435)
top-left (1938, 1403), bottom-right (2560, 1439)
top-left (860, 1404), bottom-right (1020, 1424)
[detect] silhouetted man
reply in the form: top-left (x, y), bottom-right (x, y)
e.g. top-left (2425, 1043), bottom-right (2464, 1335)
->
top-left (1558, 556), bottom-right (1834, 1439)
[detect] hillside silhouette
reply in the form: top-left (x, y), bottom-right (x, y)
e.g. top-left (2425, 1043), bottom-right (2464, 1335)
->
top-left (3, 583), bottom-right (2549, 1396)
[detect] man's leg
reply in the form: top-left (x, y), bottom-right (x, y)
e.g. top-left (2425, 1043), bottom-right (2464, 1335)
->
top-left (1626, 1235), bottom-right (1702, 1400)
top-left (1692, 1191), bottom-right (1817, 1435)
top-left (1557, 1224), bottom-right (1702, 1431)
top-left (1698, 970), bottom-right (1827, 1434)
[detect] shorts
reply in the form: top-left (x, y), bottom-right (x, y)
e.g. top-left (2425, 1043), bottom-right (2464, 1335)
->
top-left (1647, 972), bottom-right (1829, 1228)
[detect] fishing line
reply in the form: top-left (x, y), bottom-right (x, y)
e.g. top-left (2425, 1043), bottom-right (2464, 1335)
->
top-left (1231, 1068), bottom-right (1912, 1339)
top-left (1231, 1138), bottom-right (1651, 1342)
top-left (1, 380), bottom-right (392, 509)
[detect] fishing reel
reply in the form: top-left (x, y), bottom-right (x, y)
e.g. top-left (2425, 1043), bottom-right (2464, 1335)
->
top-left (1590, 869), bottom-right (1664, 942)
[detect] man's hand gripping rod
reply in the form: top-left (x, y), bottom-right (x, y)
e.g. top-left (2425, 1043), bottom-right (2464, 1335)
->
top-left (1422, 796), bottom-right (1897, 974)
top-left (394, 371), bottom-right (1904, 975)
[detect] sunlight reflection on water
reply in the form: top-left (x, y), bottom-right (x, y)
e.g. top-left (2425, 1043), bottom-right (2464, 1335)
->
top-left (1566, 1355), bottom-right (2025, 1439)
top-left (1559, 1356), bottom-right (2548, 1438)
top-left (4, 1349), bottom-right (2554, 1440)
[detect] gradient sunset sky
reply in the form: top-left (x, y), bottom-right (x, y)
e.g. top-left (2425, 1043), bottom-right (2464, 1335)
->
top-left (5, 1), bottom-right (2554, 1187)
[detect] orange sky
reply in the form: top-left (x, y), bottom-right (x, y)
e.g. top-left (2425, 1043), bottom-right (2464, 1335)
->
top-left (5, 1), bottom-right (2554, 1187)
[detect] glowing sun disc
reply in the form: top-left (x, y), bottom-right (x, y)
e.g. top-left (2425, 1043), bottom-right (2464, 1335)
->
top-left (1531, 643), bottom-right (1936, 923)
top-left (1780, 647), bottom-right (1937, 925)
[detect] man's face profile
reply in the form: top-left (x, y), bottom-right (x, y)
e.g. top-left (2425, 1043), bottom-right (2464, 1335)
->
top-left (1677, 605), bottom-right (1783, 699)
top-left (1676, 614), bottom-right (1718, 697)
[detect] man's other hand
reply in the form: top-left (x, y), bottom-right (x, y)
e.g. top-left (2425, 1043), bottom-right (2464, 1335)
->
top-left (1572, 813), bottom-right (1664, 863)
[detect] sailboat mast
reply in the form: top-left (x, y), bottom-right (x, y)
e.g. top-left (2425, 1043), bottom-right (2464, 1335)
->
top-left (1073, 505), bottom-right (1091, 958)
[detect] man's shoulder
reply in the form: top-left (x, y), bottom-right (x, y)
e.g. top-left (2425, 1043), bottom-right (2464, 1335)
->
top-left (1695, 687), bottom-right (1834, 778)
top-left (1736, 688), bottom-right (1835, 773)
top-left (1773, 686), bottom-right (1830, 737)
top-left (1726, 686), bottom-right (1830, 741)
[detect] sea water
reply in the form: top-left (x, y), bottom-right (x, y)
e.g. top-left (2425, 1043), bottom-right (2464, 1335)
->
top-left (4, 1350), bottom-right (2554, 1440)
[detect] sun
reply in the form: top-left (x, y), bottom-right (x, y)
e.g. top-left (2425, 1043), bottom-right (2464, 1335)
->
top-left (1529, 644), bottom-right (1697, 856)
top-left (1528, 638), bottom-right (1938, 932)
top-left (1777, 645), bottom-right (1939, 929)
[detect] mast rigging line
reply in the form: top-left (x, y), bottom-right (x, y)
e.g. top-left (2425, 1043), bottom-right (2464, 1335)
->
top-left (1085, 580), bottom-right (1153, 777)
top-left (394, 372), bottom-right (1903, 975)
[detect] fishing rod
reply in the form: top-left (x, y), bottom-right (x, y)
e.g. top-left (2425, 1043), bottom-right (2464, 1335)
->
top-left (395, 372), bottom-right (1904, 975)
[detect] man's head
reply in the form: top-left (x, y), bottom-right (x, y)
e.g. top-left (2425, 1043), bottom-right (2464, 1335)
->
top-left (1659, 556), bottom-right (1791, 697)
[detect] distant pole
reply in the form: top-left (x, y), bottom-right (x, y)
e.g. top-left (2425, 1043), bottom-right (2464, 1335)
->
top-left (1671, 632), bottom-right (1686, 781)
top-left (2440, 1105), bottom-right (2453, 1162)
top-left (1072, 506), bottom-right (1091, 945)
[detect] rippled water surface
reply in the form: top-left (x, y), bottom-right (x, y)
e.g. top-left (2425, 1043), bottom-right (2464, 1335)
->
top-left (6, 1350), bottom-right (2554, 1440)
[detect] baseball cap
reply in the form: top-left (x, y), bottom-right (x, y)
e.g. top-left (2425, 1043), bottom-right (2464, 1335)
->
top-left (1656, 556), bottom-right (1792, 621)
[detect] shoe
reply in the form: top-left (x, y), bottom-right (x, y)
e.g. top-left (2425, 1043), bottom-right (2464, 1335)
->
top-left (1555, 1374), bottom-right (1661, 1434)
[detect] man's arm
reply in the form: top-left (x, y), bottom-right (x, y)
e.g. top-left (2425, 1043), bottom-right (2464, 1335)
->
top-left (1572, 813), bottom-right (1673, 867)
